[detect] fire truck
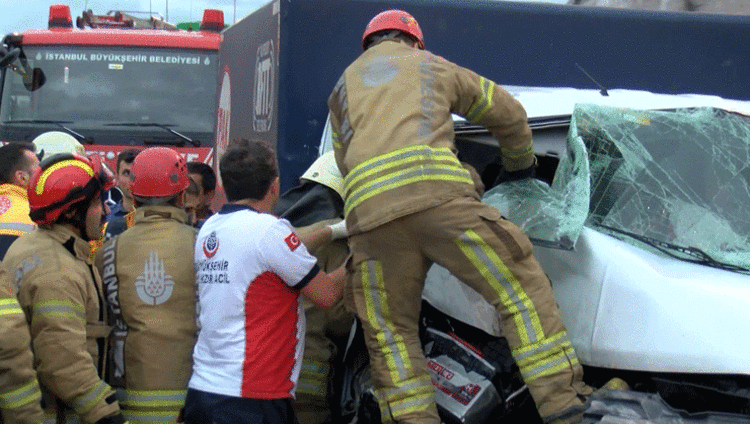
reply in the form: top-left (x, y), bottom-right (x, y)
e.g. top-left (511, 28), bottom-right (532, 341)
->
top-left (0, 4), bottom-right (223, 170)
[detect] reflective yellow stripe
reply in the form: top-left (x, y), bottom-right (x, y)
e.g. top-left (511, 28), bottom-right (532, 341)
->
top-left (0, 379), bottom-right (41, 409)
top-left (346, 170), bottom-right (473, 216)
top-left (377, 374), bottom-right (433, 400)
top-left (386, 391), bottom-right (434, 417)
top-left (73, 380), bottom-right (110, 415)
top-left (465, 77), bottom-right (495, 123)
top-left (376, 375), bottom-right (435, 419)
top-left (361, 261), bottom-right (413, 384)
top-left (297, 379), bottom-right (327, 396)
top-left (32, 300), bottom-right (86, 323)
top-left (501, 142), bottom-right (534, 160)
top-left (519, 345), bottom-right (580, 383)
top-left (512, 330), bottom-right (571, 367)
top-left (121, 389), bottom-right (186, 408)
top-left (344, 146), bottom-right (472, 215)
top-left (455, 229), bottom-right (545, 345)
top-left (301, 358), bottom-right (328, 374)
top-left (0, 222), bottom-right (36, 234)
top-left (35, 160), bottom-right (93, 195)
top-left (297, 359), bottom-right (329, 395)
top-left (345, 145), bottom-right (461, 191)
top-left (0, 298), bottom-right (23, 316)
top-left (122, 409), bottom-right (180, 423)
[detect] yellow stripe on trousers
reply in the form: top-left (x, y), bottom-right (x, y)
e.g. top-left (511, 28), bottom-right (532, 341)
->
top-left (455, 229), bottom-right (581, 382)
top-left (361, 260), bottom-right (412, 383)
top-left (455, 229), bottom-right (545, 345)
top-left (375, 375), bottom-right (435, 419)
top-left (0, 379), bottom-right (41, 409)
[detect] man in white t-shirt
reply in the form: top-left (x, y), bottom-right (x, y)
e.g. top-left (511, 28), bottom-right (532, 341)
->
top-left (184, 139), bottom-right (347, 424)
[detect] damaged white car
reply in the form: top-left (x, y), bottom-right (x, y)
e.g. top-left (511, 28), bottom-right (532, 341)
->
top-left (309, 88), bottom-right (750, 423)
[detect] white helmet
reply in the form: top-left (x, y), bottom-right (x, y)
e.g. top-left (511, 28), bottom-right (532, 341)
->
top-left (300, 151), bottom-right (344, 199)
top-left (32, 131), bottom-right (85, 159)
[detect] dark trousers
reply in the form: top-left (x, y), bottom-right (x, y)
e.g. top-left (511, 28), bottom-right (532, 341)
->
top-left (183, 388), bottom-right (298, 424)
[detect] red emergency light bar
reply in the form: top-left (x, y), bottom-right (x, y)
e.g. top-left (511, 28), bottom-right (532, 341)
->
top-left (19, 29), bottom-right (221, 50)
top-left (23, 5), bottom-right (223, 49)
top-left (199, 9), bottom-right (224, 33)
top-left (49, 4), bottom-right (74, 28)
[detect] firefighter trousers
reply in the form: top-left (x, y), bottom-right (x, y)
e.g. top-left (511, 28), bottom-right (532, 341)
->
top-left (346, 197), bottom-right (591, 424)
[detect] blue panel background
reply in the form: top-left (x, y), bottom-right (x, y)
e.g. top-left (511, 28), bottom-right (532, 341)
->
top-left (251, 0), bottom-right (748, 190)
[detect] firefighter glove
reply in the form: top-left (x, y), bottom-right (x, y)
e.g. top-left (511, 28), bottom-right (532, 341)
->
top-left (494, 163), bottom-right (536, 185)
top-left (328, 219), bottom-right (348, 240)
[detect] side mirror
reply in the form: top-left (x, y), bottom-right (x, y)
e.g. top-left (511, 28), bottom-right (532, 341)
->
top-left (0, 46), bottom-right (20, 68)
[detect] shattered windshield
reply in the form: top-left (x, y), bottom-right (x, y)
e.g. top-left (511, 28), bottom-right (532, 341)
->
top-left (484, 104), bottom-right (750, 272)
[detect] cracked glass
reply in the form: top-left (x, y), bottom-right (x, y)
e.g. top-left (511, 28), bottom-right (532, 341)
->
top-left (483, 104), bottom-right (750, 273)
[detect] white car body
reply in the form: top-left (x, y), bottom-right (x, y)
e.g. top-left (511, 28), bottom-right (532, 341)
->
top-left (432, 86), bottom-right (750, 377)
top-left (321, 86), bottom-right (750, 378)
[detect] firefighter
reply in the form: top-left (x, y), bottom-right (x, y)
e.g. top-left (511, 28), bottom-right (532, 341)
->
top-left (31, 131), bottom-right (86, 160)
top-left (275, 151), bottom-right (353, 424)
top-left (3, 153), bottom-right (126, 424)
top-left (327, 10), bottom-right (595, 424)
top-left (94, 147), bottom-right (197, 424)
top-left (0, 266), bottom-right (43, 424)
top-left (0, 143), bottom-right (39, 260)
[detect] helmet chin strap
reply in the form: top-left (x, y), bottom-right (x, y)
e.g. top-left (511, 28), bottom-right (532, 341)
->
top-left (57, 204), bottom-right (89, 241)
top-left (76, 216), bottom-right (90, 242)
top-left (61, 190), bottom-right (103, 242)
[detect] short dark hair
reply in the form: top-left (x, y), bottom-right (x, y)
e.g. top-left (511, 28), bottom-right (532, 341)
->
top-left (0, 143), bottom-right (36, 184)
top-left (187, 161), bottom-right (217, 193)
top-left (364, 30), bottom-right (419, 50)
top-left (220, 139), bottom-right (278, 202)
top-left (116, 148), bottom-right (140, 173)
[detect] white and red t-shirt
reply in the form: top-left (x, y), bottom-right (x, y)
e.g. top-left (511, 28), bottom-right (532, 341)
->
top-left (189, 204), bottom-right (320, 399)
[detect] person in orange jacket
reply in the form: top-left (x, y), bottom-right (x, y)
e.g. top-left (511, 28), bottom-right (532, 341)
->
top-left (0, 143), bottom-right (39, 260)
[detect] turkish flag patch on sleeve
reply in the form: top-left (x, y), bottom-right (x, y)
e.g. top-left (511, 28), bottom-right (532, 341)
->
top-left (285, 233), bottom-right (301, 251)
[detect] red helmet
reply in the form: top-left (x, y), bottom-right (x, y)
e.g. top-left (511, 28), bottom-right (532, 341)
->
top-left (28, 154), bottom-right (115, 225)
top-left (129, 147), bottom-right (189, 198)
top-left (362, 9), bottom-right (424, 50)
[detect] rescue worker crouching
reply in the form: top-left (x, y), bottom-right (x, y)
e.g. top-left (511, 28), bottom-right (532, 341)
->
top-left (3, 154), bottom-right (127, 424)
top-left (93, 147), bottom-right (197, 424)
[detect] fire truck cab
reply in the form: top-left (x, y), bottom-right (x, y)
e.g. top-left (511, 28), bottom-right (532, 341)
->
top-left (0, 4), bottom-right (224, 170)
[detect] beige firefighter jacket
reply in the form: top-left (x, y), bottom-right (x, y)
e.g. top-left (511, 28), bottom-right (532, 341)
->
top-left (94, 205), bottom-right (197, 421)
top-left (327, 40), bottom-right (535, 234)
top-left (0, 266), bottom-right (43, 424)
top-left (4, 225), bottom-right (118, 424)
